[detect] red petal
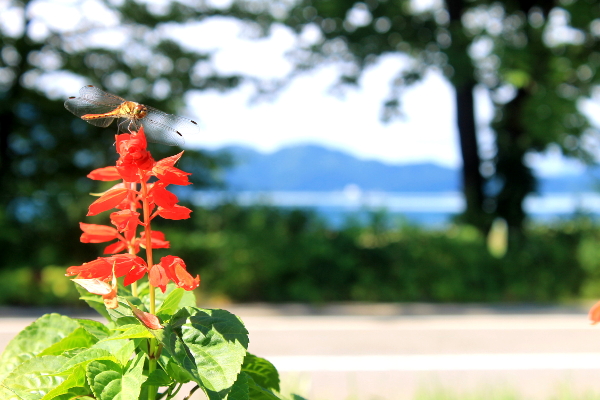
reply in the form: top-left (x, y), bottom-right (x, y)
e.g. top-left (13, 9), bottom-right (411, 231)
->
top-left (80, 223), bottom-right (119, 243)
top-left (174, 264), bottom-right (200, 291)
top-left (103, 241), bottom-right (127, 254)
top-left (158, 205), bottom-right (192, 220)
top-left (87, 166), bottom-right (122, 181)
top-left (109, 254), bottom-right (147, 278)
top-left (152, 186), bottom-right (178, 209)
top-left (123, 264), bottom-right (147, 286)
top-left (153, 165), bottom-right (191, 186)
top-left (140, 230), bottom-right (170, 249)
top-left (149, 265), bottom-right (169, 293)
top-left (66, 258), bottom-right (112, 280)
top-left (155, 151), bottom-right (184, 168)
top-left (87, 188), bottom-right (129, 216)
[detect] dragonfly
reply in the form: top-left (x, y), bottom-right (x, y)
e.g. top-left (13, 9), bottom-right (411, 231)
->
top-left (65, 85), bottom-right (200, 146)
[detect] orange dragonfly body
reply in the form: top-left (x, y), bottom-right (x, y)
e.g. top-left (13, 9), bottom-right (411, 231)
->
top-left (65, 85), bottom-right (199, 146)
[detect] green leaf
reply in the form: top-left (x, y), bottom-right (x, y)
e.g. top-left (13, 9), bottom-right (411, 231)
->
top-left (75, 284), bottom-right (112, 322)
top-left (223, 372), bottom-right (249, 400)
top-left (0, 314), bottom-right (80, 381)
top-left (0, 355), bottom-right (68, 400)
top-left (76, 319), bottom-right (111, 340)
top-left (113, 341), bottom-right (136, 367)
top-left (155, 307), bottom-right (249, 396)
top-left (86, 354), bottom-right (147, 400)
top-left (41, 366), bottom-right (87, 400)
top-left (38, 327), bottom-right (98, 356)
top-left (56, 348), bottom-right (117, 374)
top-left (101, 325), bottom-right (154, 341)
top-left (162, 358), bottom-right (194, 384)
top-left (144, 369), bottom-right (171, 387)
top-left (156, 288), bottom-right (188, 319)
top-left (242, 354), bottom-right (280, 392)
top-left (246, 373), bottom-right (281, 400)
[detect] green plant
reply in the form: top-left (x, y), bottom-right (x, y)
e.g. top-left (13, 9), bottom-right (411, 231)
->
top-left (0, 126), bottom-right (294, 400)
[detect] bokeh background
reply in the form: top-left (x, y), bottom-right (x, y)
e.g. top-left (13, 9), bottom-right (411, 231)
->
top-left (2, 0), bottom-right (600, 309)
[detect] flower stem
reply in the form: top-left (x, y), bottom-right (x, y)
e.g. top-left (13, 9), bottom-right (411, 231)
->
top-left (140, 178), bottom-right (156, 314)
top-left (141, 177), bottom-right (158, 400)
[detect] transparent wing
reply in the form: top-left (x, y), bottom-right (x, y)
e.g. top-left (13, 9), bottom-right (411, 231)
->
top-left (64, 86), bottom-right (127, 128)
top-left (140, 107), bottom-right (201, 147)
top-left (78, 85), bottom-right (127, 107)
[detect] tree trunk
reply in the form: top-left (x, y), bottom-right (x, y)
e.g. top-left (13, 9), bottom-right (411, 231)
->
top-left (447, 0), bottom-right (487, 229)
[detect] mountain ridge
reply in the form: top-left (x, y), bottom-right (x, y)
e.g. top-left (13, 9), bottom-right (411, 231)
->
top-left (214, 144), bottom-right (599, 194)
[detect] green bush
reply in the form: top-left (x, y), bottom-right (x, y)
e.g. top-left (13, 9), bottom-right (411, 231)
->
top-left (1, 203), bottom-right (597, 306)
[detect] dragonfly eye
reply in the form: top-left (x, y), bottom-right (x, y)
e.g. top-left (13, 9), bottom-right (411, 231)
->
top-left (134, 104), bottom-right (148, 118)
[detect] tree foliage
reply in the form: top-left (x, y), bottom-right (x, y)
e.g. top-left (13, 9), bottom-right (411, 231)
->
top-left (256, 0), bottom-right (600, 231)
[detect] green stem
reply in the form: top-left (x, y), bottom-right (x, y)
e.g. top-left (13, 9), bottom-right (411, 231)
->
top-left (140, 178), bottom-right (158, 400)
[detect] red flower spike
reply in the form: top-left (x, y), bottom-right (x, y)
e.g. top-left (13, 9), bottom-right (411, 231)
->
top-left (152, 185), bottom-right (179, 209)
top-left (158, 205), bottom-right (192, 220)
top-left (80, 223), bottom-right (119, 243)
top-left (589, 300), bottom-right (600, 325)
top-left (87, 188), bottom-right (129, 216)
top-left (153, 164), bottom-right (191, 186)
top-left (87, 166), bottom-right (122, 181)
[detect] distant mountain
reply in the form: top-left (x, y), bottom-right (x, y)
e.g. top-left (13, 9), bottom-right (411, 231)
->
top-left (214, 144), bottom-right (600, 193)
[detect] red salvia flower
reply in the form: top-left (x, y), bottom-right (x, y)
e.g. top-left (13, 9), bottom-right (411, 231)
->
top-left (149, 255), bottom-right (200, 293)
top-left (71, 126), bottom-right (199, 306)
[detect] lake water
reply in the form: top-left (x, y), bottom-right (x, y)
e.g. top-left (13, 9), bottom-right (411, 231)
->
top-left (191, 191), bottom-right (600, 227)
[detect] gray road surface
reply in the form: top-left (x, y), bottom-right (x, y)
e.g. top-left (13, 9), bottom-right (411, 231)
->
top-left (2, 304), bottom-right (600, 400)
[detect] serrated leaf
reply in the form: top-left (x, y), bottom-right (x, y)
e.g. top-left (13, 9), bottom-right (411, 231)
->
top-left (0, 355), bottom-right (68, 400)
top-left (38, 327), bottom-right (98, 356)
top-left (41, 366), bottom-right (87, 400)
top-left (143, 369), bottom-right (171, 387)
top-left (0, 314), bottom-right (80, 381)
top-left (155, 307), bottom-right (249, 396)
top-left (87, 354), bottom-right (147, 400)
top-left (242, 354), bottom-right (280, 392)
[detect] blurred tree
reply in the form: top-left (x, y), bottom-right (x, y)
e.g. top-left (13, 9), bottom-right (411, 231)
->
top-left (253, 0), bottom-right (600, 232)
top-left (0, 0), bottom-right (242, 274)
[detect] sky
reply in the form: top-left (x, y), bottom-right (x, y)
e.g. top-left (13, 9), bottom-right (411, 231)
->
top-left (10, 0), bottom-right (593, 177)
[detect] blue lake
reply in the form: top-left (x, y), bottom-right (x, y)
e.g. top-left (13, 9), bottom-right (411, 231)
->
top-left (191, 191), bottom-right (600, 227)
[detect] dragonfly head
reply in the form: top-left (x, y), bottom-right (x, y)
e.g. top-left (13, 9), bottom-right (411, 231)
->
top-left (133, 104), bottom-right (148, 119)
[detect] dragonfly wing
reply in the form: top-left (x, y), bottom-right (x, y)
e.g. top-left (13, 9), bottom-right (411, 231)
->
top-left (78, 85), bottom-right (126, 107)
top-left (64, 86), bottom-right (127, 127)
top-left (140, 107), bottom-right (201, 147)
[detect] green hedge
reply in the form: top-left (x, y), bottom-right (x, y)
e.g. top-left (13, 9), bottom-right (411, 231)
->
top-left (1, 203), bottom-right (598, 306)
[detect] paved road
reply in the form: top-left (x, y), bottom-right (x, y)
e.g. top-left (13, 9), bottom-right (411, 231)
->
top-left (2, 304), bottom-right (600, 399)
